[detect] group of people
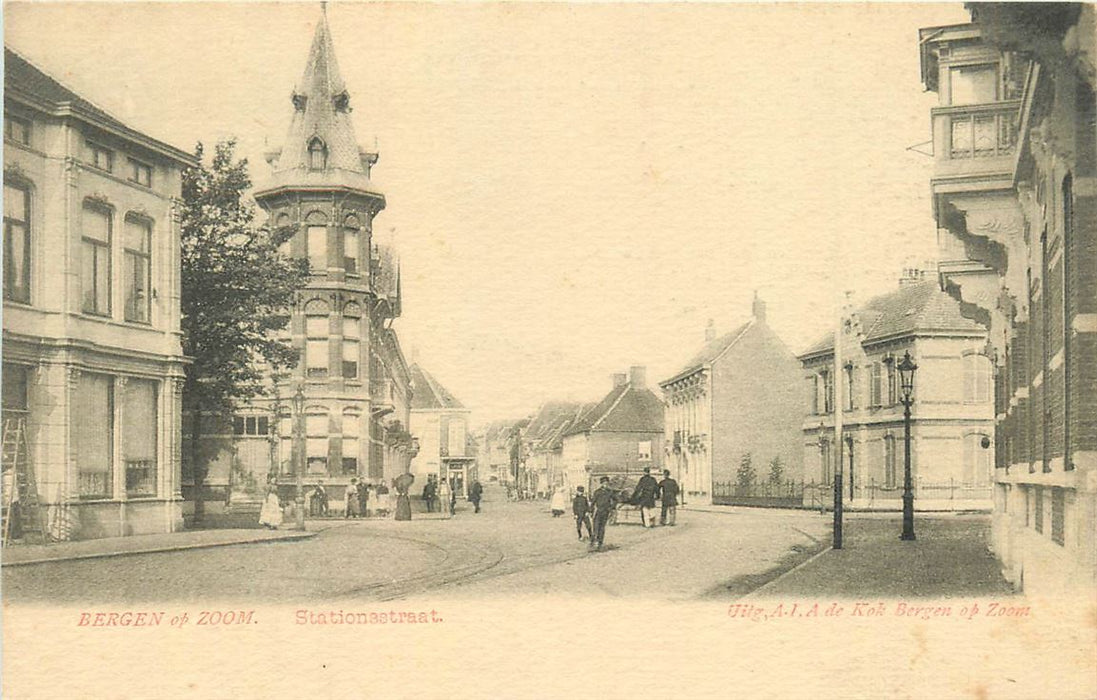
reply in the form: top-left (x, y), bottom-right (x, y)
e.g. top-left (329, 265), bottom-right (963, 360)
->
top-left (343, 478), bottom-right (392, 519)
top-left (565, 467), bottom-right (680, 551)
top-left (258, 478), bottom-right (397, 530)
top-left (421, 475), bottom-right (453, 515)
top-left (421, 475), bottom-right (484, 515)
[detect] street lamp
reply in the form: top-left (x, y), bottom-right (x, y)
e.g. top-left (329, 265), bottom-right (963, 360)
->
top-left (292, 386), bottom-right (306, 531)
top-left (897, 351), bottom-right (918, 541)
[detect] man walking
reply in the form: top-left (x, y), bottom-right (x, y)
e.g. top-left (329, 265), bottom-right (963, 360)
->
top-left (658, 469), bottom-right (679, 526)
top-left (590, 476), bottom-right (618, 551)
top-left (469, 480), bottom-right (483, 514)
top-left (631, 467), bottom-right (659, 528)
top-left (422, 477), bottom-right (436, 513)
top-left (572, 486), bottom-right (593, 541)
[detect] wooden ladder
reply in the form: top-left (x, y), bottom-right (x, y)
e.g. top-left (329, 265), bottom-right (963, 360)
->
top-left (2, 417), bottom-right (48, 545)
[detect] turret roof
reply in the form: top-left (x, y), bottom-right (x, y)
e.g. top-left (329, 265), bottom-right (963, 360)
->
top-left (260, 7), bottom-right (381, 196)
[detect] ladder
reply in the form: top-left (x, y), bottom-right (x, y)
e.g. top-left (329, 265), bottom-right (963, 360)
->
top-left (2, 416), bottom-right (48, 545)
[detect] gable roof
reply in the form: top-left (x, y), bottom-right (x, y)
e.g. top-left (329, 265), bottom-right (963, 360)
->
top-left (4, 47), bottom-right (195, 166)
top-left (661, 320), bottom-right (754, 385)
top-left (563, 383), bottom-right (664, 437)
top-left (800, 281), bottom-right (986, 358)
top-left (409, 364), bottom-right (465, 410)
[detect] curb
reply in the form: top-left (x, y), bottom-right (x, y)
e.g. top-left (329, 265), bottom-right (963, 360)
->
top-left (1, 530), bottom-right (318, 568)
top-left (738, 543), bottom-right (835, 600)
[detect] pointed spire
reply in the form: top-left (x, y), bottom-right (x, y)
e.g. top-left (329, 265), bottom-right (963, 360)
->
top-left (260, 3), bottom-right (380, 196)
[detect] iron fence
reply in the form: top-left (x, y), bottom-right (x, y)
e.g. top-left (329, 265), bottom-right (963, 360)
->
top-left (712, 478), bottom-right (993, 509)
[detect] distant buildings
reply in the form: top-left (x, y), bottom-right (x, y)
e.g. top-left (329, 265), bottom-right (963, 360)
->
top-left (560, 366), bottom-right (664, 494)
top-left (2, 48), bottom-right (196, 539)
top-left (522, 401), bottom-right (589, 497)
top-left (920, 6), bottom-right (1096, 594)
top-left (799, 278), bottom-right (994, 511)
top-left (189, 9), bottom-right (414, 511)
top-left (660, 296), bottom-right (802, 505)
top-left (408, 364), bottom-right (474, 497)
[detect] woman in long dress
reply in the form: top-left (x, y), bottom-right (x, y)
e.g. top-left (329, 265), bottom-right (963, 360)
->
top-left (550, 488), bottom-right (567, 517)
top-left (259, 487), bottom-right (283, 530)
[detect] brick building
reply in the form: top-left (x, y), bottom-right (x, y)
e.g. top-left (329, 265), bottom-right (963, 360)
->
top-left (560, 366), bottom-right (664, 494)
top-left (191, 8), bottom-right (413, 513)
top-left (800, 279), bottom-right (994, 511)
top-left (660, 296), bottom-right (802, 504)
top-left (3, 48), bottom-right (196, 539)
top-left (919, 6), bottom-right (1096, 594)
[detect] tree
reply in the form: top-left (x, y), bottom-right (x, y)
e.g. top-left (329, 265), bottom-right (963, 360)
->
top-left (180, 140), bottom-right (308, 523)
top-left (768, 456), bottom-right (784, 485)
top-left (736, 452), bottom-right (756, 490)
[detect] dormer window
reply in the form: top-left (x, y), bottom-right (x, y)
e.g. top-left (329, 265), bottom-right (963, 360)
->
top-left (333, 90), bottom-right (350, 113)
top-left (308, 138), bottom-right (327, 171)
top-left (292, 92), bottom-right (308, 112)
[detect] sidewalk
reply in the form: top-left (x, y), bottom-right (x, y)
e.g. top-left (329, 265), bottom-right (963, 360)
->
top-left (1, 523), bottom-right (327, 567)
top-left (750, 513), bottom-right (1016, 598)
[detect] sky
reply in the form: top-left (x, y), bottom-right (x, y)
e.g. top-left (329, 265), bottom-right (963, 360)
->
top-left (5, 1), bottom-right (971, 425)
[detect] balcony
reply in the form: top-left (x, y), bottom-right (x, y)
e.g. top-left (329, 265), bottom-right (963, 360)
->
top-left (931, 100), bottom-right (1021, 193)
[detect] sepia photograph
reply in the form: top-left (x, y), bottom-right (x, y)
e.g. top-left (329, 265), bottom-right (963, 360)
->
top-left (2, 2), bottom-right (1095, 698)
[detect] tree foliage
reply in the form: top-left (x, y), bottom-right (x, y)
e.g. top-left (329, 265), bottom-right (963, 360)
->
top-left (736, 452), bottom-right (756, 488)
top-left (768, 456), bottom-right (784, 485)
top-left (180, 140), bottom-right (307, 482)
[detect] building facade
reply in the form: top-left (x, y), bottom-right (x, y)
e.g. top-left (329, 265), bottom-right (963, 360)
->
top-left (3, 48), bottom-right (196, 540)
top-left (560, 366), bottom-right (664, 494)
top-left (660, 297), bottom-right (803, 504)
top-left (920, 7), bottom-right (1096, 594)
top-left (800, 279), bottom-right (995, 511)
top-left (408, 364), bottom-right (474, 497)
top-left (522, 401), bottom-right (588, 497)
top-left (190, 10), bottom-right (414, 513)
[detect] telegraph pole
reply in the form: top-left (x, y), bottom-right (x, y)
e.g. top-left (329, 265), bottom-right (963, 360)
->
top-left (832, 293), bottom-right (847, 550)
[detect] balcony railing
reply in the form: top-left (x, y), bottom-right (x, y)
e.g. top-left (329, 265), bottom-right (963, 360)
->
top-left (934, 100), bottom-right (1021, 160)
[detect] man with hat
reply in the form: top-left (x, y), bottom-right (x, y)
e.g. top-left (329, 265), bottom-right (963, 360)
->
top-left (658, 469), bottom-right (680, 526)
top-left (589, 476), bottom-right (618, 551)
top-left (631, 466), bottom-right (659, 528)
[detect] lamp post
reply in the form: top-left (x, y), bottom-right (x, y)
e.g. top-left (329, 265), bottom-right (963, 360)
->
top-left (292, 386), bottom-right (306, 531)
top-left (897, 351), bottom-right (918, 541)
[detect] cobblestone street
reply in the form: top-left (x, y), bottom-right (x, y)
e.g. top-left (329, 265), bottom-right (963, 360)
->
top-left (3, 486), bottom-right (829, 604)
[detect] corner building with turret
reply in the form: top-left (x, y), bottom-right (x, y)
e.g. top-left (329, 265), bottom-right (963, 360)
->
top-left (197, 9), bottom-right (414, 513)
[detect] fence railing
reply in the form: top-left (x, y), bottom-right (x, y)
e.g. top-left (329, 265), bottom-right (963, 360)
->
top-left (713, 478), bottom-right (993, 508)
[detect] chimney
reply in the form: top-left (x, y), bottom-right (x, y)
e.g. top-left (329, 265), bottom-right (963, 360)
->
top-left (752, 291), bottom-right (767, 322)
top-left (612, 373), bottom-right (628, 389)
top-left (629, 366), bottom-right (646, 389)
top-left (704, 319), bottom-right (716, 342)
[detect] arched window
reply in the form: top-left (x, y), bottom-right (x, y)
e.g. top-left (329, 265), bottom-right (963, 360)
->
top-left (123, 214), bottom-right (153, 323)
top-left (342, 302), bottom-right (361, 380)
top-left (343, 214), bottom-right (360, 275)
top-left (304, 299), bottom-right (330, 379)
top-left (304, 211), bottom-right (328, 272)
top-left (308, 138), bottom-right (327, 171)
top-left (3, 178), bottom-right (31, 303)
top-left (962, 353), bottom-right (992, 403)
top-left (81, 200), bottom-right (112, 315)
